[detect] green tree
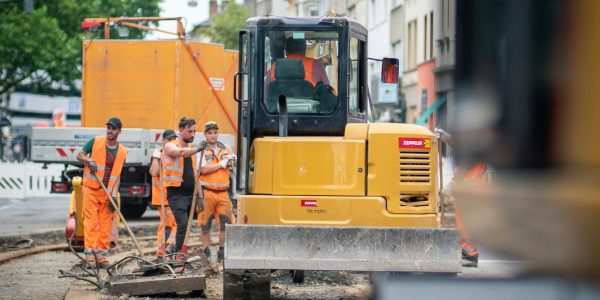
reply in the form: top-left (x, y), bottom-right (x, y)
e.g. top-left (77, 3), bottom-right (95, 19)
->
top-left (200, 2), bottom-right (251, 50)
top-left (0, 0), bottom-right (162, 96)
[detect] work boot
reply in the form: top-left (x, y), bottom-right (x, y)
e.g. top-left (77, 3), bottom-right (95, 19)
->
top-left (461, 241), bottom-right (479, 267)
top-left (203, 247), bottom-right (212, 261)
top-left (165, 244), bottom-right (176, 255)
top-left (217, 247), bottom-right (225, 262)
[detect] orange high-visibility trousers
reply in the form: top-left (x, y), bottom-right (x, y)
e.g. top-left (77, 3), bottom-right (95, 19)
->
top-left (83, 186), bottom-right (114, 262)
top-left (198, 189), bottom-right (235, 232)
top-left (156, 206), bottom-right (177, 246)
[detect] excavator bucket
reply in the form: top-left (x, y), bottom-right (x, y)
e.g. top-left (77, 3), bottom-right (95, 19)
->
top-left (224, 225), bottom-right (461, 273)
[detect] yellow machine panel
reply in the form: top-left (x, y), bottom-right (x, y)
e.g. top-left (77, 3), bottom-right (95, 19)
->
top-left (248, 137), bottom-right (366, 196)
top-left (82, 40), bottom-right (238, 135)
top-left (237, 195), bottom-right (438, 227)
top-left (365, 123), bottom-right (439, 214)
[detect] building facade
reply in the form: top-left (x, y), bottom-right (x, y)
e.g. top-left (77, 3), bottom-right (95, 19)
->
top-left (402, 0), bottom-right (435, 124)
top-left (433, 0), bottom-right (455, 131)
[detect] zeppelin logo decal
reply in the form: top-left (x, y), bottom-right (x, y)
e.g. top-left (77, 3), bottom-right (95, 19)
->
top-left (301, 200), bottom-right (317, 207)
top-left (398, 138), bottom-right (431, 149)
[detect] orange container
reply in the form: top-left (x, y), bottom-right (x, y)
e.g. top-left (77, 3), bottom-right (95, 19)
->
top-left (81, 39), bottom-right (239, 137)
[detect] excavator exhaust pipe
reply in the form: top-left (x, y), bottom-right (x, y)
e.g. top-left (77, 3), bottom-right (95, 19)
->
top-left (224, 225), bottom-right (461, 273)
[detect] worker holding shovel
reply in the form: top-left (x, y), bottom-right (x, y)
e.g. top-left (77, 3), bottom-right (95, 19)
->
top-left (76, 117), bottom-right (128, 268)
top-left (161, 117), bottom-right (207, 257)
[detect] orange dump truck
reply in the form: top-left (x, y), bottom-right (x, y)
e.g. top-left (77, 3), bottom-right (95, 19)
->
top-left (30, 18), bottom-right (238, 218)
top-left (82, 37), bottom-right (238, 136)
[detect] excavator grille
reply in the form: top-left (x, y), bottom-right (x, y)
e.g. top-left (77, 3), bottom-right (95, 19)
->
top-left (399, 151), bottom-right (432, 183)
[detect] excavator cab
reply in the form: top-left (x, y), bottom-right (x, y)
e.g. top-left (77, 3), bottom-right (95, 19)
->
top-left (226, 16), bottom-right (459, 299)
top-left (235, 17), bottom-right (370, 187)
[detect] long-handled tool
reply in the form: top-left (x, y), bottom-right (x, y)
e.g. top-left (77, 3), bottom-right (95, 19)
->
top-left (180, 150), bottom-right (204, 254)
top-left (437, 134), bottom-right (446, 223)
top-left (158, 157), bottom-right (167, 258)
top-left (94, 173), bottom-right (144, 256)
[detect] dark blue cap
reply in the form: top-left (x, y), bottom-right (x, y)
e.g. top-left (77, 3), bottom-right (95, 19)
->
top-left (106, 117), bottom-right (122, 129)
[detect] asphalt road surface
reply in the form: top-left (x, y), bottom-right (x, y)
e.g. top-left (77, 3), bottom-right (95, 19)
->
top-left (0, 196), bottom-right (158, 236)
top-left (0, 196), bottom-right (527, 278)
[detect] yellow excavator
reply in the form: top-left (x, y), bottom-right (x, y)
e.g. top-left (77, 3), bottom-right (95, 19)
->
top-left (223, 16), bottom-right (460, 298)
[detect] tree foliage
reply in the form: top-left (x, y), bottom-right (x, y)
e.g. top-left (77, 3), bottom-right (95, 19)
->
top-left (200, 2), bottom-right (251, 50)
top-left (0, 0), bottom-right (162, 95)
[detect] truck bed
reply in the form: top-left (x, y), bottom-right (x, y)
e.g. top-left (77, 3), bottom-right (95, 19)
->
top-left (30, 127), bottom-right (235, 165)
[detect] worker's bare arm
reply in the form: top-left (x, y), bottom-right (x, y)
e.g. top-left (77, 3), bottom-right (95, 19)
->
top-left (200, 163), bottom-right (222, 174)
top-left (163, 142), bottom-right (199, 158)
top-left (76, 151), bottom-right (93, 165)
top-left (149, 158), bottom-right (160, 177)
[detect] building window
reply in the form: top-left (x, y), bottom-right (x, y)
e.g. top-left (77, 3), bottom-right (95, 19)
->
top-left (407, 19), bottom-right (417, 69)
top-left (421, 89), bottom-right (428, 114)
top-left (430, 12), bottom-right (434, 59)
top-left (424, 15), bottom-right (428, 62)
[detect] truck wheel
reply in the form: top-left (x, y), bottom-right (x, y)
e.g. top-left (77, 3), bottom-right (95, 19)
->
top-left (223, 269), bottom-right (270, 299)
top-left (120, 197), bottom-right (148, 219)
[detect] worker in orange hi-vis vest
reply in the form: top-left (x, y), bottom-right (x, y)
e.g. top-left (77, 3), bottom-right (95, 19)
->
top-left (52, 109), bottom-right (65, 128)
top-left (268, 36), bottom-right (330, 87)
top-left (149, 129), bottom-right (179, 256)
top-left (435, 128), bottom-right (487, 267)
top-left (197, 121), bottom-right (236, 263)
top-left (76, 117), bottom-right (128, 269)
top-left (161, 117), bottom-right (205, 256)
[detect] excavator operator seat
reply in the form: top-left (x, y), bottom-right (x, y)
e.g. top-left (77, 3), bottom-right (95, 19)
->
top-left (266, 58), bottom-right (317, 113)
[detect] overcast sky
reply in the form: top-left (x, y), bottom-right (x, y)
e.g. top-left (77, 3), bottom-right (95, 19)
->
top-left (150, 0), bottom-right (210, 39)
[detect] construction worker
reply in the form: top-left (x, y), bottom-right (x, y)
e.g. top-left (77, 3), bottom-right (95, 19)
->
top-left (52, 109), bottom-right (65, 128)
top-left (149, 129), bottom-right (178, 255)
top-left (198, 121), bottom-right (236, 262)
top-left (162, 117), bottom-right (205, 254)
top-left (76, 117), bottom-right (128, 268)
top-left (268, 36), bottom-right (329, 86)
top-left (435, 128), bottom-right (484, 267)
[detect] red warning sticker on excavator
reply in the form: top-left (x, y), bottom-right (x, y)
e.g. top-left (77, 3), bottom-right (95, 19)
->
top-left (301, 200), bottom-right (318, 207)
top-left (398, 138), bottom-right (431, 149)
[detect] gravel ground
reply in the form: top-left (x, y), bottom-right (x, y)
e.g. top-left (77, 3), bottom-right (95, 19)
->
top-left (96, 244), bottom-right (372, 299)
top-left (0, 250), bottom-right (79, 300)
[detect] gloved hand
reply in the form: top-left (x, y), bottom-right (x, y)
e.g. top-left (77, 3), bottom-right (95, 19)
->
top-left (88, 160), bottom-right (98, 174)
top-left (108, 196), bottom-right (118, 212)
top-left (219, 158), bottom-right (230, 169)
top-left (434, 128), bottom-right (449, 137)
top-left (151, 148), bottom-right (161, 159)
top-left (223, 154), bottom-right (237, 162)
top-left (197, 141), bottom-right (208, 152)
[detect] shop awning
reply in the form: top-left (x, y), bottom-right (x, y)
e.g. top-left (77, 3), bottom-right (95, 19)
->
top-left (415, 95), bottom-right (447, 125)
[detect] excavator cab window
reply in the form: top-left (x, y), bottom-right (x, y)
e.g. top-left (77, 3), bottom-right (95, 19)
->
top-left (263, 30), bottom-right (339, 115)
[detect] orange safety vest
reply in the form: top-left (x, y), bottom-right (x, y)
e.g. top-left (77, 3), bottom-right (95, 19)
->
top-left (162, 141), bottom-right (197, 188)
top-left (53, 120), bottom-right (65, 127)
top-left (269, 54), bottom-right (317, 86)
top-left (199, 143), bottom-right (231, 191)
top-left (82, 136), bottom-right (128, 194)
top-left (459, 163), bottom-right (488, 186)
top-left (151, 175), bottom-right (168, 206)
